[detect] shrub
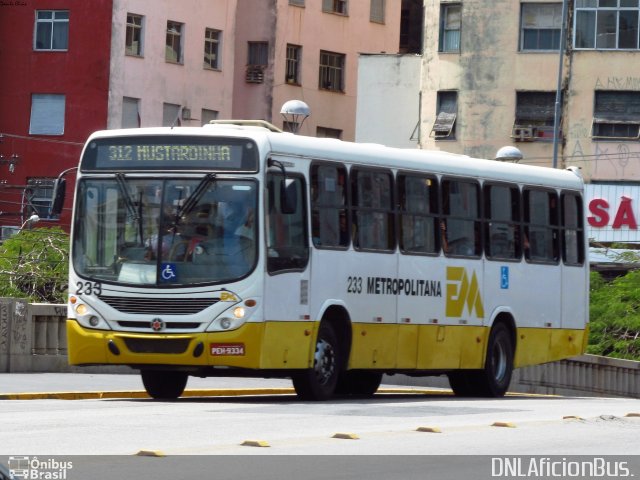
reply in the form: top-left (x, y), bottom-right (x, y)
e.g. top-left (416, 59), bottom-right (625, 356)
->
top-left (0, 227), bottom-right (69, 303)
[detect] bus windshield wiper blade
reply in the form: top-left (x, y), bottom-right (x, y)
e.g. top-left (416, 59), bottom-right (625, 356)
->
top-left (178, 173), bottom-right (216, 219)
top-left (115, 173), bottom-right (139, 221)
top-left (115, 173), bottom-right (144, 244)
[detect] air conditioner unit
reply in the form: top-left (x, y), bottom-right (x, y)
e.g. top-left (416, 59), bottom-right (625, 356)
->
top-left (512, 126), bottom-right (535, 142)
top-left (181, 108), bottom-right (192, 121)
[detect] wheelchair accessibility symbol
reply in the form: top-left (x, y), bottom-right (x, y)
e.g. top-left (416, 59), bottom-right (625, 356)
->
top-left (161, 263), bottom-right (178, 282)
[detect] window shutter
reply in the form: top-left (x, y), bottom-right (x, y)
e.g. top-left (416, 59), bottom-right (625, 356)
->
top-left (29, 94), bottom-right (65, 135)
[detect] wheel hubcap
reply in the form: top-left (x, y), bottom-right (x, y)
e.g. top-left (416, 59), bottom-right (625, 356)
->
top-left (313, 339), bottom-right (335, 385)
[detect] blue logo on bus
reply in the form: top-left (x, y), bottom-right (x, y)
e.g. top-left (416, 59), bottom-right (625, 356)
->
top-left (160, 263), bottom-right (178, 282)
top-left (500, 266), bottom-right (509, 289)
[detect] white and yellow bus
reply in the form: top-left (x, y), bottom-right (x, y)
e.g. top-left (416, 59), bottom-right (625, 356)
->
top-left (56, 121), bottom-right (588, 400)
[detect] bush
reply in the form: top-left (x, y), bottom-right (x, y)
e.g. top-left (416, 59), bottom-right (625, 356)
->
top-left (0, 227), bottom-right (69, 303)
top-left (588, 270), bottom-right (640, 360)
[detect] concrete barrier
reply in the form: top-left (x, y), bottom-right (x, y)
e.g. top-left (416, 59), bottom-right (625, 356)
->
top-left (0, 299), bottom-right (638, 397)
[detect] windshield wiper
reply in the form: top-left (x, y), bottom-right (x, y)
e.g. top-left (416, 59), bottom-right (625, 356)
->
top-left (177, 173), bottom-right (216, 220)
top-left (115, 173), bottom-right (144, 244)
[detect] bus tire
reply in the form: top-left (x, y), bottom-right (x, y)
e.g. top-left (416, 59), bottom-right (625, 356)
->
top-left (292, 322), bottom-right (341, 401)
top-left (448, 322), bottom-right (514, 397)
top-left (335, 371), bottom-right (383, 397)
top-left (141, 370), bottom-right (188, 400)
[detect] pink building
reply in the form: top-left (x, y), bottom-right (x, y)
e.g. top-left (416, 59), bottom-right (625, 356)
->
top-left (0, 0), bottom-right (401, 231)
top-left (233, 0), bottom-right (402, 140)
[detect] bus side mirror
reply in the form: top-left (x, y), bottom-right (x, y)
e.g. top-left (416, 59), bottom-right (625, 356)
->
top-left (49, 178), bottom-right (66, 217)
top-left (281, 178), bottom-right (297, 215)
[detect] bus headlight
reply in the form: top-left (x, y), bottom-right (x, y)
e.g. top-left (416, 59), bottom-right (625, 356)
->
top-left (206, 299), bottom-right (258, 332)
top-left (73, 302), bottom-right (111, 331)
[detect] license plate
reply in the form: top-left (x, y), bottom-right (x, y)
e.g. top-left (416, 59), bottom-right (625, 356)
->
top-left (210, 343), bottom-right (245, 356)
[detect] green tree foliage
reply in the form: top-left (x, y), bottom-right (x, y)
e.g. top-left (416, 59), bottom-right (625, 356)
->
top-left (589, 270), bottom-right (640, 360)
top-left (0, 227), bottom-right (69, 303)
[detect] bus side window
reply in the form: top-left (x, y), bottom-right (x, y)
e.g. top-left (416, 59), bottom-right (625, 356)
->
top-left (398, 174), bottom-right (439, 255)
top-left (266, 173), bottom-right (309, 273)
top-left (484, 183), bottom-right (521, 260)
top-left (350, 168), bottom-right (395, 251)
top-left (524, 188), bottom-right (559, 263)
top-left (311, 163), bottom-right (349, 248)
top-left (441, 179), bottom-right (481, 257)
top-left (561, 192), bottom-right (584, 266)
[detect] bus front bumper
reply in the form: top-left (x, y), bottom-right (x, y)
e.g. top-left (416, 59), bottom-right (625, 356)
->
top-left (66, 319), bottom-right (316, 370)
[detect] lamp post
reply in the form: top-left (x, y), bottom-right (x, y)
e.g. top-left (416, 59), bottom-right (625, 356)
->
top-left (280, 100), bottom-right (310, 134)
top-left (552, 0), bottom-right (569, 169)
top-left (20, 214), bottom-right (40, 231)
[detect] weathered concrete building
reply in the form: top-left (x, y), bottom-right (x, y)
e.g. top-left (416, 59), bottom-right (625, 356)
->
top-left (419, 0), bottom-right (640, 186)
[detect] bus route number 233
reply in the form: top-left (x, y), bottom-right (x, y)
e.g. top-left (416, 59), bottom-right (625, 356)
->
top-left (76, 281), bottom-right (102, 296)
top-left (347, 276), bottom-right (363, 294)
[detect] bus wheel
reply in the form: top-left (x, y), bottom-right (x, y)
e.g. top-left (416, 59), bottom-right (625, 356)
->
top-left (481, 322), bottom-right (514, 397)
top-left (448, 323), bottom-right (514, 397)
top-left (292, 322), bottom-right (341, 401)
top-left (141, 370), bottom-right (188, 400)
top-left (335, 371), bottom-right (383, 397)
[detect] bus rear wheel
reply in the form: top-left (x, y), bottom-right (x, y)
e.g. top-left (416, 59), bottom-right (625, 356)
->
top-left (335, 371), bottom-right (383, 397)
top-left (141, 370), bottom-right (188, 400)
top-left (448, 322), bottom-right (514, 397)
top-left (292, 322), bottom-right (341, 401)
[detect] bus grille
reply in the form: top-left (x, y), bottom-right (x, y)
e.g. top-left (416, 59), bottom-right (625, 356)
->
top-left (123, 337), bottom-right (191, 354)
top-left (98, 295), bottom-right (218, 315)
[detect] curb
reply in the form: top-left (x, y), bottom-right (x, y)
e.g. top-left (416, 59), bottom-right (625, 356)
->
top-left (0, 387), bottom-right (449, 401)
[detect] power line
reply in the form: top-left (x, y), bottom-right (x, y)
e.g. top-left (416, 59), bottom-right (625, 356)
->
top-left (0, 132), bottom-right (84, 147)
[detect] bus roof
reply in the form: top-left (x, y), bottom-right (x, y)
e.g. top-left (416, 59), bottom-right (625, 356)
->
top-left (84, 124), bottom-right (584, 191)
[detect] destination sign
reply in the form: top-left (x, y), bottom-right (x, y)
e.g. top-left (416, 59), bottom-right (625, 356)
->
top-left (81, 136), bottom-right (258, 172)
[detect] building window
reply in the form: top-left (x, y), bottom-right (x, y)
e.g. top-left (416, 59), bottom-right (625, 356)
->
top-left (575, 0), bottom-right (640, 49)
top-left (431, 91), bottom-right (457, 139)
top-left (246, 41), bottom-right (268, 83)
top-left (370, 0), bottom-right (385, 23)
top-left (162, 103), bottom-right (182, 127)
top-left (520, 3), bottom-right (562, 50)
top-left (439, 4), bottom-right (461, 52)
top-left (592, 91), bottom-right (640, 139)
top-left (126, 13), bottom-right (144, 56)
top-left (512, 91), bottom-right (558, 141)
top-left (319, 50), bottom-right (345, 92)
top-left (204, 28), bottom-right (221, 69)
top-left (290, 0), bottom-right (305, 5)
top-left (34, 10), bottom-right (69, 51)
top-left (317, 126), bottom-right (342, 138)
top-left (122, 97), bottom-right (140, 128)
top-left (166, 21), bottom-right (184, 63)
top-left (201, 109), bottom-right (219, 126)
top-left (322, 0), bottom-right (348, 15)
top-left (285, 44), bottom-right (302, 85)
top-left (26, 178), bottom-right (55, 220)
top-left (29, 94), bottom-right (65, 135)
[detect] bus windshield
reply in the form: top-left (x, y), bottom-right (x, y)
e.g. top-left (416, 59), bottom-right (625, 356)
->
top-left (73, 176), bottom-right (258, 287)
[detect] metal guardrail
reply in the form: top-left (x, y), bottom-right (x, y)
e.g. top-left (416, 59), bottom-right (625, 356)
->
top-left (0, 298), bottom-right (638, 398)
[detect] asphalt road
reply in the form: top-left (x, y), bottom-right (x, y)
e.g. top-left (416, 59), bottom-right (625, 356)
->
top-left (1, 373), bottom-right (639, 479)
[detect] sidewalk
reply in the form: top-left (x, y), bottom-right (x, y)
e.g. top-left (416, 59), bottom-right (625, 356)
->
top-left (0, 372), bottom-right (435, 400)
